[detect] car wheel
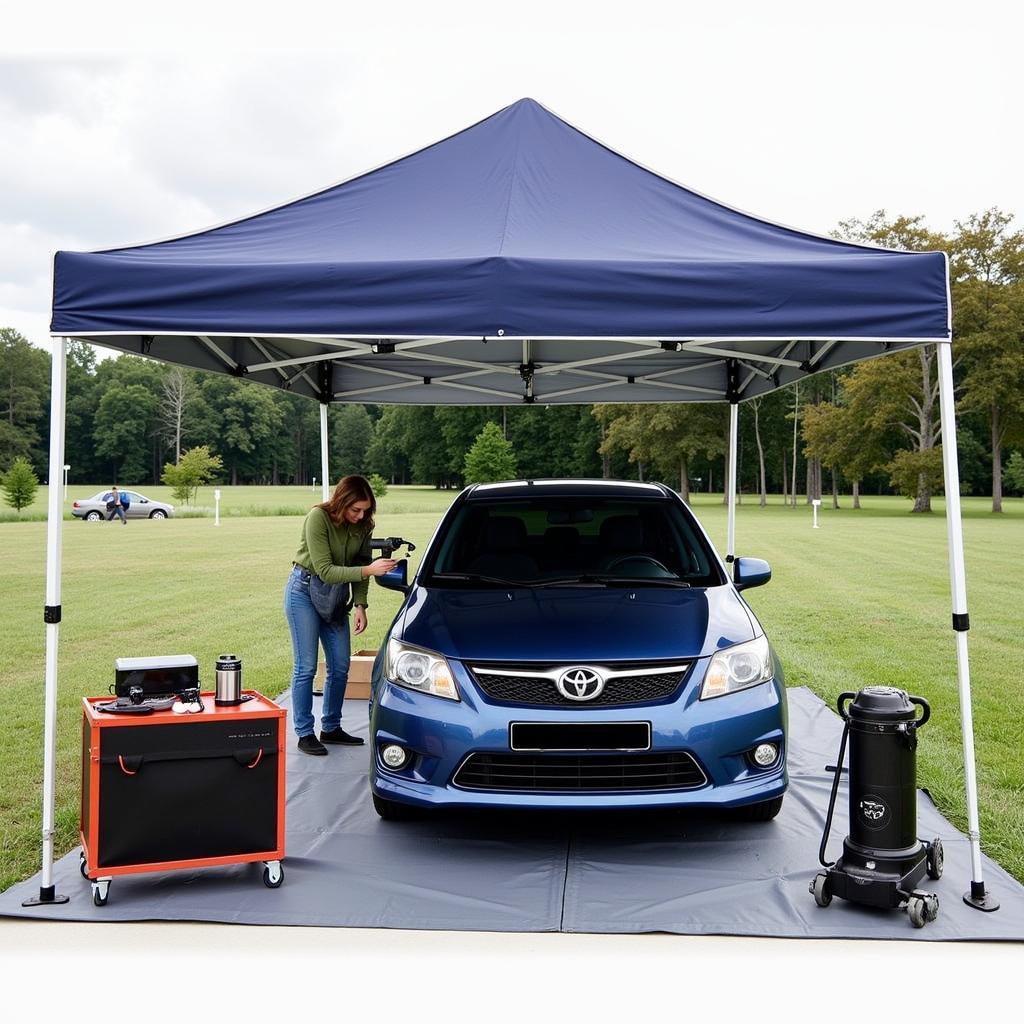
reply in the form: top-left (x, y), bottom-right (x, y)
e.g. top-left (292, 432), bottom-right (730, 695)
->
top-left (732, 796), bottom-right (784, 822)
top-left (372, 793), bottom-right (423, 821)
top-left (85, 511), bottom-right (102, 521)
top-left (149, 509), bottom-right (168, 519)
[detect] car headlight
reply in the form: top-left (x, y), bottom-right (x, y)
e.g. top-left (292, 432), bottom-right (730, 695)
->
top-left (385, 638), bottom-right (460, 701)
top-left (700, 635), bottom-right (773, 700)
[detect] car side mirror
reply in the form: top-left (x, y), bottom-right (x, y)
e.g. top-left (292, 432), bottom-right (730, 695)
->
top-left (733, 556), bottom-right (771, 591)
top-left (376, 559), bottom-right (410, 595)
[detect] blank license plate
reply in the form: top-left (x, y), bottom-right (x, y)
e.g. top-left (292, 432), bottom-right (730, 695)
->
top-left (509, 722), bottom-right (651, 751)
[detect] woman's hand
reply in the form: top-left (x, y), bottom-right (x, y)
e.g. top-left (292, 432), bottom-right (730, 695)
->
top-left (353, 606), bottom-right (368, 635)
top-left (362, 558), bottom-right (398, 578)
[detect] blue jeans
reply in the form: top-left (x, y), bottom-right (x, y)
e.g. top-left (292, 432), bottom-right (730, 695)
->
top-left (283, 566), bottom-right (350, 737)
top-left (107, 506), bottom-right (126, 523)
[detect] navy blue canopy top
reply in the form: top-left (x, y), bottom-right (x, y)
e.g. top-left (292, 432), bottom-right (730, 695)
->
top-left (51, 98), bottom-right (949, 405)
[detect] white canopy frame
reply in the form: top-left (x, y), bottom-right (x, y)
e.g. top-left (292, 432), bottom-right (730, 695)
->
top-left (26, 331), bottom-right (999, 916)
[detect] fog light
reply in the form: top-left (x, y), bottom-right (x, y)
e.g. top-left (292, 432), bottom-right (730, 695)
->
top-left (752, 742), bottom-right (779, 767)
top-left (381, 744), bottom-right (409, 769)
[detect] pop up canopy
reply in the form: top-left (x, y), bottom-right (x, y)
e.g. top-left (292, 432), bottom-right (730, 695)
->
top-left (34, 98), bottom-right (994, 914)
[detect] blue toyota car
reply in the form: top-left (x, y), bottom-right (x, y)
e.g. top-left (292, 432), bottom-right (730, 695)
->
top-left (370, 480), bottom-right (787, 821)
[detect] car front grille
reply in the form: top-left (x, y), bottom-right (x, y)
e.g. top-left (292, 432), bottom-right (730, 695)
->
top-left (452, 751), bottom-right (706, 792)
top-left (468, 661), bottom-right (690, 707)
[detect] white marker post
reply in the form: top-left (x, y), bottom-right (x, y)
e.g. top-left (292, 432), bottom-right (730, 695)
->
top-left (312, 476), bottom-right (316, 492)
top-left (214, 488), bottom-right (221, 527)
top-left (812, 498), bottom-right (821, 529)
top-left (63, 464), bottom-right (70, 502)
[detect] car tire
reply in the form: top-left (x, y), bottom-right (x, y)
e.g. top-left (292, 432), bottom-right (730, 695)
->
top-left (731, 796), bottom-right (784, 822)
top-left (149, 509), bottom-right (168, 519)
top-left (85, 511), bottom-right (102, 521)
top-left (372, 792), bottom-right (423, 821)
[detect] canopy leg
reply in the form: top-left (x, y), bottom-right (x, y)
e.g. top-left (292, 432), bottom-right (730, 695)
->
top-left (319, 403), bottom-right (330, 503)
top-left (937, 340), bottom-right (998, 912)
top-left (23, 337), bottom-right (69, 907)
top-left (726, 402), bottom-right (738, 563)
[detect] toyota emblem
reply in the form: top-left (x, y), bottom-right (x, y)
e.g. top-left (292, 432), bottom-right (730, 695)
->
top-left (556, 667), bottom-right (606, 702)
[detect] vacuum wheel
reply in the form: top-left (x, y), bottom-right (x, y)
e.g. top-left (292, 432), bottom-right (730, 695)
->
top-left (907, 893), bottom-right (938, 928)
top-left (810, 872), bottom-right (832, 908)
top-left (927, 838), bottom-right (944, 880)
top-left (91, 879), bottom-right (110, 906)
top-left (262, 861), bottom-right (284, 888)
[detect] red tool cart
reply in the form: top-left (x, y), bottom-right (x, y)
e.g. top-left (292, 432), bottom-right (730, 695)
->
top-left (79, 691), bottom-right (286, 905)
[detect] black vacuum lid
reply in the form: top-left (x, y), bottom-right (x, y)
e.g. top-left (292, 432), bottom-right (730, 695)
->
top-left (850, 686), bottom-right (916, 721)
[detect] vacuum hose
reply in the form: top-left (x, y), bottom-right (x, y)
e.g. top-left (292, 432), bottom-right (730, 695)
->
top-left (818, 692), bottom-right (856, 868)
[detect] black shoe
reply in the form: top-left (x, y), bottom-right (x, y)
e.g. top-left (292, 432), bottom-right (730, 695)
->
top-left (297, 733), bottom-right (328, 756)
top-left (320, 727), bottom-right (365, 746)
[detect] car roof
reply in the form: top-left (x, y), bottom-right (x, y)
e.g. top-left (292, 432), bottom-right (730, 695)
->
top-left (465, 479), bottom-right (672, 500)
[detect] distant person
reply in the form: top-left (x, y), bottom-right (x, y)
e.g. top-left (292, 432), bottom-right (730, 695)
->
top-left (104, 485), bottom-right (127, 525)
top-left (284, 474), bottom-right (396, 756)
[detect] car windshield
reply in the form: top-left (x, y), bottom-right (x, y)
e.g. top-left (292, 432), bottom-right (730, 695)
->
top-left (427, 496), bottom-right (724, 587)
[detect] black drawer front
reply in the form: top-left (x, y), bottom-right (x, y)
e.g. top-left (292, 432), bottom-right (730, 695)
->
top-left (97, 719), bottom-right (279, 868)
top-left (510, 721), bottom-right (650, 751)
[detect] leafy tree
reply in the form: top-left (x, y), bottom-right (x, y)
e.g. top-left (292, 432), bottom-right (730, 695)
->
top-left (464, 422), bottom-right (517, 483)
top-left (194, 377), bottom-right (285, 484)
top-left (836, 212), bottom-right (949, 512)
top-left (65, 341), bottom-right (101, 482)
top-left (1, 456), bottom-right (39, 511)
top-left (330, 404), bottom-right (374, 478)
top-left (0, 328), bottom-right (49, 469)
top-left (1005, 451), bottom-right (1024, 495)
top-left (436, 407), bottom-right (498, 483)
top-left (593, 403), bottom-right (725, 497)
top-left (161, 445), bottom-right (224, 505)
top-left (93, 382), bottom-right (160, 482)
top-left (950, 209), bottom-right (1024, 512)
top-left (368, 473), bottom-right (388, 498)
top-left (887, 447), bottom-right (944, 502)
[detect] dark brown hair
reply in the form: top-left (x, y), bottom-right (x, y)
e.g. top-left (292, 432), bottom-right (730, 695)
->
top-left (317, 474), bottom-right (376, 532)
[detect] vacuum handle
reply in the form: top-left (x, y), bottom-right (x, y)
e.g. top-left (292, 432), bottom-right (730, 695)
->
top-left (836, 692), bottom-right (857, 721)
top-left (909, 695), bottom-right (931, 728)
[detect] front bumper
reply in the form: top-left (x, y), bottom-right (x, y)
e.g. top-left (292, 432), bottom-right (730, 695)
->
top-left (370, 657), bottom-right (788, 811)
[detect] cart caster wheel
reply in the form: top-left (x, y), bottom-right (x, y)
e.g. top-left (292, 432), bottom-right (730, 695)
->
top-left (924, 894), bottom-right (939, 923)
top-left (79, 853), bottom-right (89, 879)
top-left (810, 872), bottom-right (832, 908)
top-left (927, 838), bottom-right (944, 880)
top-left (91, 880), bottom-right (110, 906)
top-left (262, 861), bottom-right (284, 888)
top-left (907, 895), bottom-right (927, 928)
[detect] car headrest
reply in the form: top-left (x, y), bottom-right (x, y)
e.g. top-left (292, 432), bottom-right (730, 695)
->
top-left (599, 515), bottom-right (644, 550)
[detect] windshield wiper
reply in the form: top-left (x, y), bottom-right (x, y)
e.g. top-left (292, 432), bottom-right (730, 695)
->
top-left (532, 575), bottom-right (690, 588)
top-left (430, 572), bottom-right (530, 587)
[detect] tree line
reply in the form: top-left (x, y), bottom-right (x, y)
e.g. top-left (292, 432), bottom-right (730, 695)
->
top-left (1, 210), bottom-right (1022, 511)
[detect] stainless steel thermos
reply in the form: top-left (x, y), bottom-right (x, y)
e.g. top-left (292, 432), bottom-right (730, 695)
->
top-left (214, 654), bottom-right (243, 705)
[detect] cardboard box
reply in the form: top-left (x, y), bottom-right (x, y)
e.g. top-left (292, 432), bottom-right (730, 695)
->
top-left (315, 649), bottom-right (377, 700)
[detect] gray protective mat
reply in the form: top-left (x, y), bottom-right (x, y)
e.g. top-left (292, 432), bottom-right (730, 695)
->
top-left (3, 687), bottom-right (1022, 939)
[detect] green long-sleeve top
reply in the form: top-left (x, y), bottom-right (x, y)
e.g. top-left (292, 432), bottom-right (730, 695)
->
top-left (293, 507), bottom-right (372, 607)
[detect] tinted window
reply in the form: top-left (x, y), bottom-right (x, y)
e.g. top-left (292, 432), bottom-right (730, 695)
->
top-left (429, 497), bottom-right (723, 586)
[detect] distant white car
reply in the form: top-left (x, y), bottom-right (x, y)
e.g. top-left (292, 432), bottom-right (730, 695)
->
top-left (72, 490), bottom-right (175, 521)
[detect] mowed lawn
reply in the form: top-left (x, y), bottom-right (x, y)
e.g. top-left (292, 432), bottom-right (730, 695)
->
top-left (1, 489), bottom-right (1022, 892)
top-left (5, 482), bottom-right (462, 520)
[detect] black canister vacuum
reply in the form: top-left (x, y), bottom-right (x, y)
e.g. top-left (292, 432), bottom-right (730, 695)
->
top-left (810, 687), bottom-right (943, 928)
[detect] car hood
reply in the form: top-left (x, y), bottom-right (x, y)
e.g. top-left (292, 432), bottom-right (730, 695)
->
top-left (396, 584), bottom-right (758, 662)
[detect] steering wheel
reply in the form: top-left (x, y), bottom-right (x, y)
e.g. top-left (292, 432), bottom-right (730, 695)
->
top-left (604, 555), bottom-right (672, 575)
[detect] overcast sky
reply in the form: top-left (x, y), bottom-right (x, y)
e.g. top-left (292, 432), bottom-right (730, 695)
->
top-left (3, 0), bottom-right (1022, 349)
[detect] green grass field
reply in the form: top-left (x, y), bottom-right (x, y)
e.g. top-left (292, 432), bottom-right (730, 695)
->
top-left (1, 489), bottom-right (1022, 893)
top-left (2, 483), bottom-right (462, 520)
